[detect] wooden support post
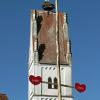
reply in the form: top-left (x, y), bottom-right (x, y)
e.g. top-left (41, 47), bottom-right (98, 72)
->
top-left (55, 0), bottom-right (62, 100)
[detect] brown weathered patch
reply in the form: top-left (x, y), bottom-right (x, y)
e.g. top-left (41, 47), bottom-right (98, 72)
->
top-left (32, 10), bottom-right (68, 64)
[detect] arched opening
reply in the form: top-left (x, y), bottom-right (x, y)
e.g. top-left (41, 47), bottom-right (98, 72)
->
top-left (48, 77), bottom-right (52, 89)
top-left (54, 77), bottom-right (58, 89)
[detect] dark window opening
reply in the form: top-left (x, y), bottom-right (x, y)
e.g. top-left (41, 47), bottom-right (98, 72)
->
top-left (48, 77), bottom-right (52, 89)
top-left (54, 77), bottom-right (58, 89)
top-left (38, 44), bottom-right (45, 61)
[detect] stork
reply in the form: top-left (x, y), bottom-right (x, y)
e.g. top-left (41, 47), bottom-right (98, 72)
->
top-left (42, 0), bottom-right (55, 11)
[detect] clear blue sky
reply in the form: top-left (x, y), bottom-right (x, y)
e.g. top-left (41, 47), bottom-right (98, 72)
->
top-left (0, 0), bottom-right (100, 100)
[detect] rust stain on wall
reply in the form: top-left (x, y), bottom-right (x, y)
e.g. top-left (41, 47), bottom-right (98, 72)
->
top-left (32, 10), bottom-right (68, 64)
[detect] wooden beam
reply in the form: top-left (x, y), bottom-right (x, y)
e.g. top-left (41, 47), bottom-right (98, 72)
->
top-left (42, 81), bottom-right (74, 88)
top-left (55, 0), bottom-right (62, 100)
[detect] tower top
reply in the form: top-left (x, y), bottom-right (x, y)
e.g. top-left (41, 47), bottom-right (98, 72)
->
top-left (31, 10), bottom-right (69, 64)
top-left (42, 0), bottom-right (55, 11)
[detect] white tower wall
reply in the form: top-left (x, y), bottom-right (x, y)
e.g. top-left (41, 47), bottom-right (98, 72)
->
top-left (28, 10), bottom-right (73, 100)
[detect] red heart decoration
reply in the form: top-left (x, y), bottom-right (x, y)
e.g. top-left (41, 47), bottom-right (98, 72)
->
top-left (29, 75), bottom-right (42, 85)
top-left (75, 83), bottom-right (86, 93)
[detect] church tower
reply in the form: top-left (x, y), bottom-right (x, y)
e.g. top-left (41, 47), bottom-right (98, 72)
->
top-left (28, 1), bottom-right (73, 100)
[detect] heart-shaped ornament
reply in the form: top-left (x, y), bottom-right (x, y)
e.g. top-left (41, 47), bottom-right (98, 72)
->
top-left (29, 75), bottom-right (42, 85)
top-left (75, 83), bottom-right (86, 93)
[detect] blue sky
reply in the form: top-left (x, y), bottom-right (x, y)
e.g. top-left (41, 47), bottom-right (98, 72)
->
top-left (0, 0), bottom-right (100, 100)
